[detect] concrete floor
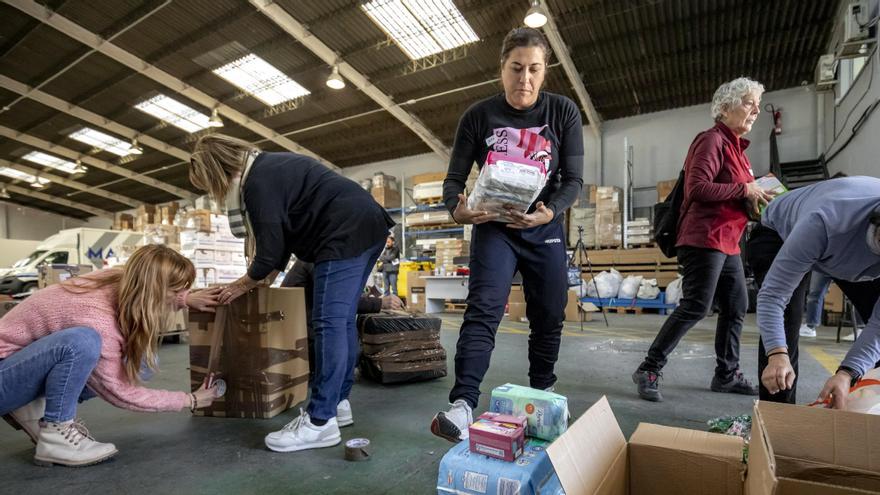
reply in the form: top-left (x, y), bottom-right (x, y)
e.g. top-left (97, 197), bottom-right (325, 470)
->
top-left (1, 313), bottom-right (852, 494)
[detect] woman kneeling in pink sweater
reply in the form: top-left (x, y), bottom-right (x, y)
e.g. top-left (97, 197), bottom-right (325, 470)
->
top-left (0, 244), bottom-right (221, 467)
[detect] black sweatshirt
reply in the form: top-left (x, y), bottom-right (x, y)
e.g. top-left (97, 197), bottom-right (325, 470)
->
top-left (244, 152), bottom-right (395, 280)
top-left (443, 92), bottom-right (584, 222)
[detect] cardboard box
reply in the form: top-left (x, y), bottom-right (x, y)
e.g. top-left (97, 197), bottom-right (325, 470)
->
top-left (508, 285), bottom-right (525, 304)
top-left (565, 290), bottom-right (594, 323)
top-left (113, 212), bottom-right (134, 231)
top-left (134, 204), bottom-right (157, 230)
top-left (747, 400), bottom-right (880, 494)
top-left (657, 179), bottom-right (677, 202)
top-left (469, 412), bottom-right (527, 462)
top-left (188, 287), bottom-right (309, 419)
top-left (411, 171), bottom-right (446, 186)
top-left (824, 283), bottom-right (844, 313)
top-left (406, 271), bottom-right (430, 312)
top-left (413, 181), bottom-right (444, 201)
top-left (184, 209), bottom-right (213, 233)
top-left (547, 396), bottom-right (745, 495)
top-left (37, 264), bottom-right (93, 289)
top-left (490, 384), bottom-right (569, 442)
top-left (507, 302), bottom-right (527, 322)
top-left (406, 210), bottom-right (452, 226)
top-left (371, 186), bottom-right (401, 208)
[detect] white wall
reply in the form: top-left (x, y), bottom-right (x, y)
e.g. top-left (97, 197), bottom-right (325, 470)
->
top-left (0, 202), bottom-right (112, 241)
top-left (822, 0), bottom-right (880, 177)
top-left (0, 239), bottom-right (41, 266)
top-left (344, 87), bottom-right (817, 209)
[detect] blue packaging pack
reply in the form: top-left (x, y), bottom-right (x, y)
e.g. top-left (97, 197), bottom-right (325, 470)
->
top-left (489, 383), bottom-right (569, 441)
top-left (437, 439), bottom-right (564, 495)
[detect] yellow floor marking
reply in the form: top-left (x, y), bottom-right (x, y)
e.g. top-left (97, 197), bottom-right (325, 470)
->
top-left (803, 346), bottom-right (840, 374)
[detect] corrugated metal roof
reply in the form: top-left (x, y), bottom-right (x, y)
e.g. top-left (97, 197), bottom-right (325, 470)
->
top-left (0, 0), bottom-right (840, 217)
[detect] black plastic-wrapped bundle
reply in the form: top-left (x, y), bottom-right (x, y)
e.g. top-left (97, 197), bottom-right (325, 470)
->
top-left (357, 313), bottom-right (442, 346)
top-left (359, 341), bottom-right (447, 384)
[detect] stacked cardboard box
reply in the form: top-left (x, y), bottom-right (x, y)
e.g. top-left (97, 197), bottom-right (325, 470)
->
top-left (113, 212), bottom-right (134, 231)
top-left (405, 270), bottom-right (429, 312)
top-left (435, 239), bottom-right (469, 273)
top-left (188, 288), bottom-right (308, 419)
top-left (626, 217), bottom-right (652, 245)
top-left (371, 173), bottom-right (401, 208)
top-left (595, 186), bottom-right (622, 247)
top-left (657, 178), bottom-right (677, 202)
top-left (357, 312), bottom-right (446, 384)
top-left (411, 171), bottom-right (446, 186)
top-left (412, 181), bottom-right (443, 203)
top-left (182, 209), bottom-right (213, 233)
top-left (179, 214), bottom-right (247, 288)
top-left (567, 207), bottom-right (596, 248)
top-left (406, 210), bottom-right (453, 226)
top-left (37, 264), bottom-right (93, 289)
top-left (507, 285), bottom-right (526, 322)
top-left (133, 205), bottom-right (156, 231)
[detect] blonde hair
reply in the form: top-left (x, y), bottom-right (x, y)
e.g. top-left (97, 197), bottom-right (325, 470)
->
top-left (189, 134), bottom-right (258, 200)
top-left (61, 245), bottom-right (195, 383)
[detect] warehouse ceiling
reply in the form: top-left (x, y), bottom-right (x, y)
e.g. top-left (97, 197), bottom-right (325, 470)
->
top-left (0, 0), bottom-right (841, 219)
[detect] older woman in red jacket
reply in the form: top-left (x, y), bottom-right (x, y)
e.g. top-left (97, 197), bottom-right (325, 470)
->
top-left (633, 77), bottom-right (774, 402)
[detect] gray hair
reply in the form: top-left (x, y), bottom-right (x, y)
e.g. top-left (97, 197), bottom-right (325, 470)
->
top-left (711, 77), bottom-right (765, 121)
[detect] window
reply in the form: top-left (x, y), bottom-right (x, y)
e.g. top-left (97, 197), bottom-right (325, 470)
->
top-left (361, 0), bottom-right (480, 60)
top-left (837, 56), bottom-right (869, 103)
top-left (41, 251), bottom-right (69, 265)
top-left (213, 54), bottom-right (310, 106)
top-left (21, 151), bottom-right (79, 174)
top-left (68, 128), bottom-right (132, 156)
top-left (135, 94), bottom-right (212, 133)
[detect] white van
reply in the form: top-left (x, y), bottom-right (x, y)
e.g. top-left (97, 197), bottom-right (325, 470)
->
top-left (0, 228), bottom-right (143, 295)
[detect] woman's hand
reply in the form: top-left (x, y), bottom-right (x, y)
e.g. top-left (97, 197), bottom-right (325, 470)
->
top-left (191, 377), bottom-right (216, 410)
top-left (505, 202), bottom-right (554, 229)
top-left (761, 350), bottom-right (795, 394)
top-left (745, 182), bottom-right (774, 207)
top-left (452, 193), bottom-right (499, 225)
top-left (382, 295), bottom-right (404, 310)
top-left (186, 287), bottom-right (223, 312)
top-left (817, 371), bottom-right (853, 410)
top-left (217, 275), bottom-right (258, 305)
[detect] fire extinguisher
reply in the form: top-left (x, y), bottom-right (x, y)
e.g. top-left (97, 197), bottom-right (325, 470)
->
top-left (765, 104), bottom-right (782, 135)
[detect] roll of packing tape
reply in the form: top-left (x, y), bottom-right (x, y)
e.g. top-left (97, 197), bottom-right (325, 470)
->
top-left (212, 379), bottom-right (226, 398)
top-left (344, 438), bottom-right (372, 461)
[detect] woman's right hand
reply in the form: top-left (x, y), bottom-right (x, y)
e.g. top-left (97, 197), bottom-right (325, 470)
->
top-left (745, 181), bottom-right (774, 206)
top-left (191, 380), bottom-right (216, 409)
top-left (761, 350), bottom-right (796, 394)
top-left (452, 193), bottom-right (499, 225)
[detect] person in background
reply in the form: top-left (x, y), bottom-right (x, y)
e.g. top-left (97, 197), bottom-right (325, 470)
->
top-left (800, 271), bottom-right (832, 338)
top-left (757, 177), bottom-right (880, 409)
top-left (281, 260), bottom-right (404, 379)
top-left (431, 27), bottom-right (584, 443)
top-left (633, 77), bottom-right (771, 402)
top-left (378, 235), bottom-right (400, 296)
top-left (0, 245), bottom-right (220, 467)
top-left (189, 134), bottom-right (394, 453)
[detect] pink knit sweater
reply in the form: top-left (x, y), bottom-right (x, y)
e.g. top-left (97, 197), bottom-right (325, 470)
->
top-left (0, 269), bottom-right (191, 412)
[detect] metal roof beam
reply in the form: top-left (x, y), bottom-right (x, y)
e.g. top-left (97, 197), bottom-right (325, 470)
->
top-left (0, 158), bottom-right (139, 208)
top-left (3, 0), bottom-right (339, 171)
top-left (0, 125), bottom-right (197, 200)
top-left (0, 74), bottom-right (191, 161)
top-left (249, 0), bottom-right (451, 163)
top-left (0, 182), bottom-right (112, 218)
top-left (539, 0), bottom-right (602, 138)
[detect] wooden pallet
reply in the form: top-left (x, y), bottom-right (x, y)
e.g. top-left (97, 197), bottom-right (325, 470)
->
top-left (445, 302), bottom-right (467, 313)
top-left (607, 307), bottom-right (643, 315)
top-left (575, 247), bottom-right (679, 288)
top-left (626, 242), bottom-right (657, 249)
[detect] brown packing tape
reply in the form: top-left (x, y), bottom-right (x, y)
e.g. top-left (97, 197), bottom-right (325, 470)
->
top-left (372, 359), bottom-right (447, 374)
top-left (361, 339), bottom-right (444, 356)
top-left (360, 329), bottom-right (440, 345)
top-left (365, 346), bottom-right (446, 363)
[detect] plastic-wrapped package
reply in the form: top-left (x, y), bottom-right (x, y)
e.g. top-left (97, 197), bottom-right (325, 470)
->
top-left (489, 383), bottom-right (569, 441)
top-left (637, 278), bottom-right (660, 300)
top-left (468, 152), bottom-right (548, 223)
top-left (666, 276), bottom-right (684, 305)
top-left (585, 269), bottom-right (622, 298)
top-left (617, 275), bottom-right (644, 299)
top-left (357, 313), bottom-right (446, 384)
top-left (844, 368), bottom-right (880, 414)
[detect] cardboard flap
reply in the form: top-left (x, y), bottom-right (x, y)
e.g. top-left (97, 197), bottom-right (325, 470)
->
top-left (547, 396), bottom-right (626, 495)
top-left (629, 423), bottom-right (743, 459)
top-left (757, 400), bottom-right (880, 472)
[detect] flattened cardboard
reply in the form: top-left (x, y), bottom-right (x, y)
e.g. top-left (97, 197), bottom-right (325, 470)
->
top-left (629, 423), bottom-right (744, 495)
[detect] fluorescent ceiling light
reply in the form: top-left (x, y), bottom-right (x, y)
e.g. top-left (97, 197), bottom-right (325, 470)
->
top-left (21, 151), bottom-right (79, 174)
top-left (68, 128), bottom-right (132, 156)
top-left (213, 54), bottom-right (310, 106)
top-left (135, 94), bottom-right (212, 133)
top-left (361, 0), bottom-right (480, 60)
top-left (0, 167), bottom-right (50, 185)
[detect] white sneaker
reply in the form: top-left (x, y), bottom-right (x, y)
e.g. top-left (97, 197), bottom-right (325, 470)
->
top-left (33, 419), bottom-right (117, 467)
top-left (799, 325), bottom-right (817, 337)
top-left (337, 399), bottom-right (353, 428)
top-left (842, 332), bottom-right (855, 342)
top-left (430, 399), bottom-right (473, 443)
top-left (3, 397), bottom-right (45, 444)
top-left (264, 409), bottom-right (341, 453)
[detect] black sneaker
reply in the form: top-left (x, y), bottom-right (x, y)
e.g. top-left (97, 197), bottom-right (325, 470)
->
top-left (710, 370), bottom-right (759, 395)
top-left (632, 369), bottom-right (663, 402)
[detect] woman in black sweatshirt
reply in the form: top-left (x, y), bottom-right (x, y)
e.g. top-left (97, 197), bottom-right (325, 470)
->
top-left (190, 135), bottom-right (393, 453)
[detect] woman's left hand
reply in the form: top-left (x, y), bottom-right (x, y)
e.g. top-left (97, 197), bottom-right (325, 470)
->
top-left (505, 202), bottom-right (554, 229)
top-left (218, 275), bottom-right (258, 305)
top-left (817, 371), bottom-right (853, 409)
top-left (186, 287), bottom-right (223, 312)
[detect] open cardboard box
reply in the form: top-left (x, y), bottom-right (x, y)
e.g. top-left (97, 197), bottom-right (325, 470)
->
top-left (747, 400), bottom-right (880, 494)
top-left (548, 396), bottom-right (745, 495)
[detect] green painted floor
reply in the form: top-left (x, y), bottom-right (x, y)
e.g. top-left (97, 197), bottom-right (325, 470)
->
top-left (0, 313), bottom-right (852, 494)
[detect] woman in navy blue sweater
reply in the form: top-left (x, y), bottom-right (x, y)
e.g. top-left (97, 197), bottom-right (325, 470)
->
top-left (190, 135), bottom-right (393, 452)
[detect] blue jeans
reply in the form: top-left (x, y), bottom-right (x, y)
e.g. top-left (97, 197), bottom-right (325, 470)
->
top-left (308, 240), bottom-right (385, 421)
top-left (0, 327), bottom-right (102, 422)
top-left (384, 272), bottom-right (398, 296)
top-left (805, 271), bottom-right (832, 327)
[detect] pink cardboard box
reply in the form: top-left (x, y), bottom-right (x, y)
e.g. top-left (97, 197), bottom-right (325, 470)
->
top-left (468, 412), bottom-right (527, 462)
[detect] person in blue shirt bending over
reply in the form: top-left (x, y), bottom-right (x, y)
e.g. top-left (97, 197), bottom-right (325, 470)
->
top-left (757, 176), bottom-right (880, 409)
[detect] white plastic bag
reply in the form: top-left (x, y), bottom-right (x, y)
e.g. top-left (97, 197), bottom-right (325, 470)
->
top-left (617, 275), bottom-right (643, 299)
top-left (585, 269), bottom-right (622, 298)
top-left (637, 278), bottom-right (660, 300)
top-left (468, 151), bottom-right (548, 223)
top-left (665, 276), bottom-right (683, 305)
